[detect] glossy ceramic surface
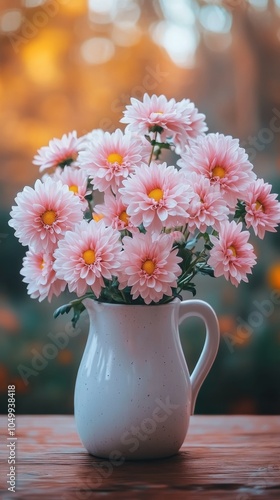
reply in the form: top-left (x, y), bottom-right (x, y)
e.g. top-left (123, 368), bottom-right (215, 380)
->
top-left (74, 298), bottom-right (220, 459)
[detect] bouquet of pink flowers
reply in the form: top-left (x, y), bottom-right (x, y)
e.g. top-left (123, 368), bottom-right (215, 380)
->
top-left (9, 94), bottom-right (280, 325)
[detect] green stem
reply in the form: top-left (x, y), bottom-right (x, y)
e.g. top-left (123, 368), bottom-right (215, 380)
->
top-left (120, 289), bottom-right (128, 304)
top-left (183, 226), bottom-right (190, 240)
top-left (87, 198), bottom-right (93, 215)
top-left (177, 250), bottom-right (206, 288)
top-left (148, 132), bottom-right (157, 165)
top-left (70, 291), bottom-right (96, 306)
top-left (176, 270), bottom-right (197, 296)
top-left (177, 272), bottom-right (195, 287)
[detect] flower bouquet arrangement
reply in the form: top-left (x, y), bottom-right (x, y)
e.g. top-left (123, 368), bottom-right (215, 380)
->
top-left (9, 94), bottom-right (280, 325)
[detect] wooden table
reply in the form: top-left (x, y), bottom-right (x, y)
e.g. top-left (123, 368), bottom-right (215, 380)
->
top-left (0, 415), bottom-right (279, 499)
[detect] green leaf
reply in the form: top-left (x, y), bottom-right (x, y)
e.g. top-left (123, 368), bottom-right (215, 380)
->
top-left (53, 292), bottom-right (97, 326)
top-left (234, 200), bottom-right (246, 221)
top-left (53, 301), bottom-right (86, 328)
top-left (53, 304), bottom-right (72, 318)
top-left (196, 263), bottom-right (215, 277)
top-left (71, 302), bottom-right (86, 328)
top-left (176, 245), bottom-right (193, 274)
top-left (150, 140), bottom-right (171, 150)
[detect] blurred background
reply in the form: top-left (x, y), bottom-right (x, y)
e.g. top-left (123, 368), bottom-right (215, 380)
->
top-left (0, 0), bottom-right (280, 415)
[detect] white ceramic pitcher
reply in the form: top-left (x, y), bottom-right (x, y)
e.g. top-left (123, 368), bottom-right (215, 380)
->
top-left (74, 298), bottom-right (220, 460)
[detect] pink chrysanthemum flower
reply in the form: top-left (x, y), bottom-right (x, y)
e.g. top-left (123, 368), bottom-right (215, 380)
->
top-left (169, 230), bottom-right (185, 244)
top-left (78, 129), bottom-right (142, 193)
top-left (54, 166), bottom-right (89, 210)
top-left (20, 250), bottom-right (66, 302)
top-left (95, 192), bottom-right (137, 232)
top-left (33, 131), bottom-right (83, 172)
top-left (120, 93), bottom-right (207, 153)
top-left (117, 232), bottom-right (182, 304)
top-left (8, 178), bottom-right (83, 253)
top-left (53, 220), bottom-right (122, 297)
top-left (178, 133), bottom-right (256, 208)
top-left (79, 128), bottom-right (105, 149)
top-left (179, 98), bottom-right (208, 140)
top-left (186, 173), bottom-right (229, 233)
top-left (120, 132), bottom-right (153, 164)
top-left (244, 178), bottom-right (280, 239)
top-left (119, 161), bottom-right (192, 233)
top-left (208, 220), bottom-right (257, 287)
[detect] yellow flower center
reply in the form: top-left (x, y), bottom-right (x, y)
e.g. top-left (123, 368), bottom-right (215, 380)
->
top-left (142, 259), bottom-right (155, 275)
top-left (119, 210), bottom-right (129, 225)
top-left (107, 153), bottom-right (123, 164)
top-left (148, 188), bottom-right (164, 202)
top-left (41, 210), bottom-right (56, 226)
top-left (255, 200), bottom-right (263, 211)
top-left (93, 213), bottom-right (104, 222)
top-left (83, 249), bottom-right (96, 265)
top-left (229, 245), bottom-right (237, 257)
top-left (40, 259), bottom-right (45, 270)
top-left (69, 184), bottom-right (79, 194)
top-left (212, 166), bottom-right (226, 178)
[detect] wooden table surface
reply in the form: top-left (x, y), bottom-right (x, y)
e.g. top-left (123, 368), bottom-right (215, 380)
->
top-left (0, 415), bottom-right (279, 499)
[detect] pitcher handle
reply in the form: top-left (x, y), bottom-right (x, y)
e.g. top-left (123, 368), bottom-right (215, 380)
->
top-left (179, 299), bottom-right (220, 414)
